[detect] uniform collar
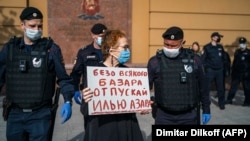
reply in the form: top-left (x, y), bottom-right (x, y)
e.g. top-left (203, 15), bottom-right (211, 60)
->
top-left (18, 37), bottom-right (25, 49)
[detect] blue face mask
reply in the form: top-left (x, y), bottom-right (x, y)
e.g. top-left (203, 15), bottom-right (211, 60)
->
top-left (25, 28), bottom-right (42, 41)
top-left (96, 37), bottom-right (102, 46)
top-left (117, 49), bottom-right (130, 64)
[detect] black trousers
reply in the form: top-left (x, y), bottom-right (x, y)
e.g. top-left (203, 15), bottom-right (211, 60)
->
top-left (227, 76), bottom-right (250, 104)
top-left (204, 68), bottom-right (225, 106)
top-left (155, 108), bottom-right (198, 125)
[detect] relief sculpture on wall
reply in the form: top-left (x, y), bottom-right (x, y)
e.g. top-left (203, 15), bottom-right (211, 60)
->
top-left (78, 0), bottom-right (104, 20)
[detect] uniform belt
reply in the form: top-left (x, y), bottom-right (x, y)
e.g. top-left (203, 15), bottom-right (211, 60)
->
top-left (18, 109), bottom-right (34, 112)
top-left (12, 105), bottom-right (50, 112)
top-left (12, 107), bottom-right (41, 112)
top-left (207, 67), bottom-right (223, 71)
top-left (158, 105), bottom-right (193, 115)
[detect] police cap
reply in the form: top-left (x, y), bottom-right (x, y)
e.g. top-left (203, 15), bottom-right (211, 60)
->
top-left (91, 23), bottom-right (107, 35)
top-left (211, 32), bottom-right (223, 38)
top-left (162, 26), bottom-right (184, 40)
top-left (239, 37), bottom-right (247, 44)
top-left (20, 7), bottom-right (43, 20)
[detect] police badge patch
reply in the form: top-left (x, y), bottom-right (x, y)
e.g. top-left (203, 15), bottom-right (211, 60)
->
top-left (170, 35), bottom-right (175, 39)
top-left (184, 64), bottom-right (193, 73)
top-left (32, 57), bottom-right (42, 68)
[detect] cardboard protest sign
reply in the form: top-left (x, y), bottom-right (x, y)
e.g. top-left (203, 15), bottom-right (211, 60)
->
top-left (87, 66), bottom-right (151, 115)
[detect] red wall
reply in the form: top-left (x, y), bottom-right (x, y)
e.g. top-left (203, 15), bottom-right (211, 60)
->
top-left (48, 0), bottom-right (132, 65)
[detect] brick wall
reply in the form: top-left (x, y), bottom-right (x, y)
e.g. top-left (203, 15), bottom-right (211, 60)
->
top-left (48, 0), bottom-right (132, 65)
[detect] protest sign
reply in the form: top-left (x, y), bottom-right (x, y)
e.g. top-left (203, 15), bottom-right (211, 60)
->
top-left (87, 66), bottom-right (151, 115)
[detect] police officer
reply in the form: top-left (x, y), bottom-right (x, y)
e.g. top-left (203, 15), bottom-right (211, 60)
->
top-left (201, 32), bottom-right (226, 110)
top-left (70, 23), bottom-right (107, 129)
top-left (0, 7), bottom-right (74, 141)
top-left (225, 37), bottom-right (250, 106)
top-left (147, 26), bottom-right (211, 125)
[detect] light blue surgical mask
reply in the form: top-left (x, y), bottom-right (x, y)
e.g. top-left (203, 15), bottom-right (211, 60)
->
top-left (112, 49), bottom-right (130, 64)
top-left (96, 37), bottom-right (102, 46)
top-left (25, 28), bottom-right (42, 41)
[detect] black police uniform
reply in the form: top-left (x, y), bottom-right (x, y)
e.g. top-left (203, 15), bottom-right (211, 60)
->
top-left (0, 37), bottom-right (74, 140)
top-left (70, 43), bottom-right (103, 90)
top-left (70, 23), bottom-right (107, 130)
top-left (70, 23), bottom-right (106, 91)
top-left (226, 38), bottom-right (250, 106)
top-left (70, 43), bottom-right (103, 128)
top-left (0, 6), bottom-right (74, 141)
top-left (201, 42), bottom-right (226, 109)
top-left (147, 48), bottom-right (211, 125)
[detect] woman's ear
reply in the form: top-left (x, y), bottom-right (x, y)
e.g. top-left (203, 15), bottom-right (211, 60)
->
top-left (109, 48), bottom-right (116, 56)
top-left (109, 47), bottom-right (113, 52)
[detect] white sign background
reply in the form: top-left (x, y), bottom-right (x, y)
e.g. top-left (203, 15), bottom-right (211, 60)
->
top-left (87, 66), bottom-right (151, 115)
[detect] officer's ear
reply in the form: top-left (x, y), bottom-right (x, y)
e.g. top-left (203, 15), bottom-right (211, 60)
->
top-left (91, 33), bottom-right (97, 39)
top-left (20, 21), bottom-right (25, 30)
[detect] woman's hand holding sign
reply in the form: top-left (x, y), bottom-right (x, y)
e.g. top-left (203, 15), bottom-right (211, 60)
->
top-left (82, 87), bottom-right (93, 102)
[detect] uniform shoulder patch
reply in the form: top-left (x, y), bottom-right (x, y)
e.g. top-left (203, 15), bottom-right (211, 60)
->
top-left (80, 46), bottom-right (87, 50)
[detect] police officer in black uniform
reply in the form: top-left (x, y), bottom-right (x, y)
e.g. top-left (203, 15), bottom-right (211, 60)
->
top-left (202, 32), bottom-right (226, 110)
top-left (225, 37), bottom-right (250, 106)
top-left (147, 26), bottom-right (211, 125)
top-left (70, 23), bottom-right (107, 129)
top-left (0, 7), bottom-right (74, 141)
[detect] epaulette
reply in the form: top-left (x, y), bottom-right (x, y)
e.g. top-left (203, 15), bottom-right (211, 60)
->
top-left (156, 49), bottom-right (163, 58)
top-left (80, 46), bottom-right (87, 50)
top-left (185, 48), bottom-right (194, 57)
top-left (7, 36), bottom-right (21, 61)
top-left (8, 36), bottom-right (21, 45)
top-left (40, 37), bottom-right (53, 50)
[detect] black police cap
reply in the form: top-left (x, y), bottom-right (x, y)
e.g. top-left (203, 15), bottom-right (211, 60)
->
top-left (239, 37), bottom-right (247, 43)
top-left (20, 7), bottom-right (43, 20)
top-left (91, 23), bottom-right (107, 35)
top-left (162, 26), bottom-right (184, 40)
top-left (211, 32), bottom-right (223, 38)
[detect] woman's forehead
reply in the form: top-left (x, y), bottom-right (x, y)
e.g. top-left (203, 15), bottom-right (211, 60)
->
top-left (117, 37), bottom-right (128, 45)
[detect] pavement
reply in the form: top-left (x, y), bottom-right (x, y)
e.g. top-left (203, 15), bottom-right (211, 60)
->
top-left (0, 90), bottom-right (250, 141)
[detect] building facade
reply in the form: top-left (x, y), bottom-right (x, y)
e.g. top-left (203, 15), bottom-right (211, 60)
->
top-left (1, 0), bottom-right (250, 66)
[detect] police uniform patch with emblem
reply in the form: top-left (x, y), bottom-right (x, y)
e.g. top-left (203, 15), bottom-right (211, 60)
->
top-left (184, 64), bottom-right (193, 73)
top-left (32, 57), bottom-right (42, 68)
top-left (241, 56), bottom-right (245, 60)
top-left (171, 35), bottom-right (175, 39)
top-left (33, 13), bottom-right (37, 18)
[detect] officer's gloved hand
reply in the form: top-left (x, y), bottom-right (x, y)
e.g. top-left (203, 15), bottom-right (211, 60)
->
top-left (150, 96), bottom-right (157, 119)
top-left (60, 102), bottom-right (72, 124)
top-left (202, 114), bottom-right (211, 125)
top-left (74, 91), bottom-right (82, 105)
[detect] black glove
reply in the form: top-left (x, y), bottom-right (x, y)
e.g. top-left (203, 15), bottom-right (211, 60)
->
top-left (150, 96), bottom-right (157, 119)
